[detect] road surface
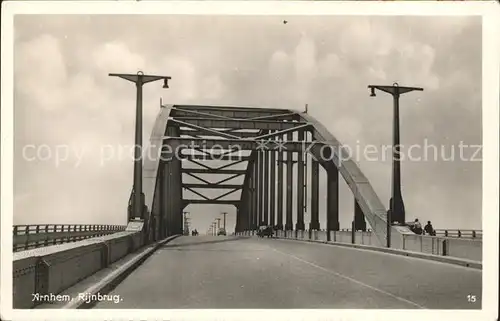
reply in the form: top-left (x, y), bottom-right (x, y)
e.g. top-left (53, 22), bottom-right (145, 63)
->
top-left (95, 236), bottom-right (481, 309)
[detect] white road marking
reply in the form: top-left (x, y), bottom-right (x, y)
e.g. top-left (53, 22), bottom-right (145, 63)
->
top-left (270, 247), bottom-right (426, 309)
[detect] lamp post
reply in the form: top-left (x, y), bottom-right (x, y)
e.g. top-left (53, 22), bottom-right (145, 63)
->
top-left (183, 211), bottom-right (190, 235)
top-left (368, 83), bottom-right (423, 248)
top-left (221, 212), bottom-right (227, 231)
top-left (109, 71), bottom-right (171, 221)
top-left (216, 218), bottom-right (221, 231)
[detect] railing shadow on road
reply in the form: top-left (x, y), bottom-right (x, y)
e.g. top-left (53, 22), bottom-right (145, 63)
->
top-left (159, 236), bottom-right (251, 249)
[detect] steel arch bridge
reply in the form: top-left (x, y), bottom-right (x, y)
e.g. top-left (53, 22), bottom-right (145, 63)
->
top-left (135, 104), bottom-right (411, 247)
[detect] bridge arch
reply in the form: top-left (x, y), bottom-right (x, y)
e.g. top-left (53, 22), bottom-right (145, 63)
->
top-left (134, 104), bottom-right (409, 245)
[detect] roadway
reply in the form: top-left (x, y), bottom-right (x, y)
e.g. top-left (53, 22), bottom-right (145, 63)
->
top-left (95, 236), bottom-right (482, 309)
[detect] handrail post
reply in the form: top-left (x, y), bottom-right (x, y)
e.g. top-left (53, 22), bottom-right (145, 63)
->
top-left (13, 226), bottom-right (18, 251)
top-left (35, 225), bottom-right (40, 248)
top-left (44, 225), bottom-right (49, 246)
top-left (351, 223), bottom-right (355, 244)
top-left (52, 225), bottom-right (57, 245)
top-left (442, 239), bottom-right (448, 256)
top-left (24, 226), bottom-right (29, 250)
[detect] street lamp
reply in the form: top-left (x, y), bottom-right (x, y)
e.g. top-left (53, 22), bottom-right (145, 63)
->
top-left (183, 211), bottom-right (190, 235)
top-left (109, 71), bottom-right (171, 221)
top-left (368, 83), bottom-right (423, 248)
top-left (221, 212), bottom-right (227, 231)
top-left (216, 218), bottom-right (221, 232)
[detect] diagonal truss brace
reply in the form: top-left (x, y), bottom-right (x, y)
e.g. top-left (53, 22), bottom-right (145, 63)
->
top-left (183, 172), bottom-right (244, 185)
top-left (183, 185), bottom-right (241, 202)
top-left (171, 118), bottom-right (241, 140)
top-left (250, 123), bottom-right (312, 141)
top-left (184, 158), bottom-right (247, 171)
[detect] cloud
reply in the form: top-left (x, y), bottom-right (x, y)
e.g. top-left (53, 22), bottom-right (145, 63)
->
top-left (16, 34), bottom-right (68, 111)
top-left (200, 74), bottom-right (226, 100)
top-left (93, 41), bottom-right (148, 73)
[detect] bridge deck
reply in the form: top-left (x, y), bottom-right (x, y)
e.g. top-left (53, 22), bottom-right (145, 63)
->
top-left (95, 236), bottom-right (481, 309)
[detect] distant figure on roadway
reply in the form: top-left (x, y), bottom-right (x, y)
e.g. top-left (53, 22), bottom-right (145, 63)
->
top-left (424, 221), bottom-right (435, 236)
top-left (257, 224), bottom-right (273, 238)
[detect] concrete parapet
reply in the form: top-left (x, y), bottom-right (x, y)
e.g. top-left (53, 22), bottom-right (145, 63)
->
top-left (244, 227), bottom-right (481, 263)
top-left (401, 234), bottom-right (482, 261)
top-left (274, 233), bottom-right (482, 270)
top-left (43, 242), bottom-right (104, 295)
top-left (446, 237), bottom-right (482, 261)
top-left (298, 230), bottom-right (481, 262)
top-left (325, 241), bottom-right (482, 270)
top-left (12, 257), bottom-right (39, 308)
top-left (12, 230), bottom-right (147, 309)
top-left (334, 231), bottom-right (352, 243)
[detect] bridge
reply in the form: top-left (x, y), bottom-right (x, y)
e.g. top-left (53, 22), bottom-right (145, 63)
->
top-left (12, 104), bottom-right (482, 309)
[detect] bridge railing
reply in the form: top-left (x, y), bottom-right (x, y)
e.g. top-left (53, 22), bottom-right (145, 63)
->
top-left (242, 228), bottom-right (482, 262)
top-left (433, 229), bottom-right (482, 239)
top-left (13, 224), bottom-right (127, 252)
top-left (340, 228), bottom-right (482, 239)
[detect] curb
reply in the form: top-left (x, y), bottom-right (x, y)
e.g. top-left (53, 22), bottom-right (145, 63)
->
top-left (274, 237), bottom-right (482, 270)
top-left (63, 234), bottom-right (181, 309)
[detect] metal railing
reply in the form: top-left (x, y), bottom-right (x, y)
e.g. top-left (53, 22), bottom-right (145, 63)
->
top-left (338, 228), bottom-right (482, 239)
top-left (13, 224), bottom-right (127, 252)
top-left (434, 229), bottom-right (482, 239)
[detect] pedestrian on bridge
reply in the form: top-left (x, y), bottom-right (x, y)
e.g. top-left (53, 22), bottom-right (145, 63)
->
top-left (413, 218), bottom-right (423, 235)
top-left (424, 221), bottom-right (435, 236)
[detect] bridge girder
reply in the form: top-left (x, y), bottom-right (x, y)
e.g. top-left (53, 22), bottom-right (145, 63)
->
top-left (140, 104), bottom-right (407, 245)
top-left (170, 117), bottom-right (308, 131)
top-left (184, 199), bottom-right (240, 206)
top-left (171, 106), bottom-right (298, 121)
top-left (182, 183), bottom-right (242, 189)
top-left (180, 130), bottom-right (258, 138)
top-left (181, 154), bottom-right (252, 161)
top-left (181, 168), bottom-right (246, 175)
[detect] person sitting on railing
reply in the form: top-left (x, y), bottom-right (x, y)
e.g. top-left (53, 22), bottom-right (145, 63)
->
top-left (424, 221), bottom-right (435, 236)
top-left (413, 218), bottom-right (423, 235)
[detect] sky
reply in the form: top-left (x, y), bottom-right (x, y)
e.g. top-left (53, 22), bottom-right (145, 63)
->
top-left (13, 15), bottom-right (482, 233)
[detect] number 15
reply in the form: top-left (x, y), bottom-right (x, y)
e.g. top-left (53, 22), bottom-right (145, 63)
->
top-left (467, 295), bottom-right (477, 302)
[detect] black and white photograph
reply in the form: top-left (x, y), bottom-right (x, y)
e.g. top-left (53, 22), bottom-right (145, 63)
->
top-left (1, 1), bottom-right (499, 321)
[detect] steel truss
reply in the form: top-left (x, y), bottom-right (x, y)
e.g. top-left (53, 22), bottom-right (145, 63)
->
top-left (140, 104), bottom-right (399, 245)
